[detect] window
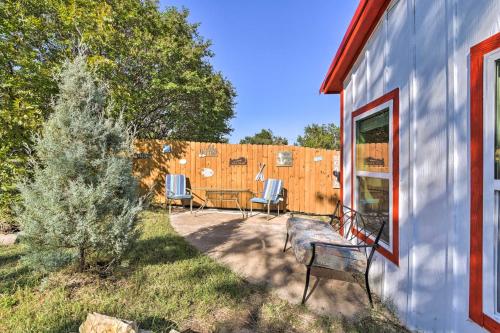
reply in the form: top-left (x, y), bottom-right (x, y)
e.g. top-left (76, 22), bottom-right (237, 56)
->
top-left (483, 53), bottom-right (500, 322)
top-left (469, 32), bottom-right (500, 331)
top-left (355, 109), bottom-right (390, 244)
top-left (351, 89), bottom-right (399, 265)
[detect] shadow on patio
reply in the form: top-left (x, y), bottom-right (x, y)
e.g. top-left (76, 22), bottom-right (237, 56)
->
top-left (170, 210), bottom-right (371, 319)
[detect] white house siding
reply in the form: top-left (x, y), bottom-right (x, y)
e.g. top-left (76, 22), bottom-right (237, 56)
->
top-left (340, 0), bottom-right (500, 331)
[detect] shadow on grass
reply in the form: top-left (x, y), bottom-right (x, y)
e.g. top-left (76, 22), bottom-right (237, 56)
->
top-left (42, 319), bottom-right (84, 333)
top-left (0, 246), bottom-right (41, 293)
top-left (0, 265), bottom-right (32, 287)
top-left (138, 316), bottom-right (179, 332)
top-left (36, 313), bottom-right (181, 333)
top-left (128, 234), bottom-right (199, 266)
top-left (0, 252), bottom-right (22, 267)
top-left (338, 313), bottom-right (409, 333)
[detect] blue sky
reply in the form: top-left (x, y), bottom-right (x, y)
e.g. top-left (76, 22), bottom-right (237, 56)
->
top-left (159, 1), bottom-right (357, 144)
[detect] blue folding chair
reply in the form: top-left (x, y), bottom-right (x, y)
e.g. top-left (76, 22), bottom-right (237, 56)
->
top-left (165, 174), bottom-right (193, 214)
top-left (249, 178), bottom-right (284, 219)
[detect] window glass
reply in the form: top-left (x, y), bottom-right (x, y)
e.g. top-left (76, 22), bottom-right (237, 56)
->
top-left (356, 176), bottom-right (390, 244)
top-left (356, 109), bottom-right (390, 173)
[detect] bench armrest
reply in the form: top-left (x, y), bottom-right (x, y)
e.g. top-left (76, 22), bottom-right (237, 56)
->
top-left (310, 241), bottom-right (377, 249)
top-left (291, 212), bottom-right (340, 219)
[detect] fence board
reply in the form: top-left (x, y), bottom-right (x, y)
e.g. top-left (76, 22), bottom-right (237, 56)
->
top-left (134, 140), bottom-right (341, 214)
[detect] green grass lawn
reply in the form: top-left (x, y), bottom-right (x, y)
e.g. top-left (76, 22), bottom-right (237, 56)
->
top-left (0, 209), bottom-right (407, 333)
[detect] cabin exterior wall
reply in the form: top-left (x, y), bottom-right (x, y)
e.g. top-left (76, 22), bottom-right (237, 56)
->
top-left (340, 0), bottom-right (500, 331)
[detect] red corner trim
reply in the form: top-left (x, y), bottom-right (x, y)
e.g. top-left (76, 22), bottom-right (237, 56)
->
top-left (320, 0), bottom-right (391, 94)
top-left (469, 32), bottom-right (500, 331)
top-left (339, 90), bottom-right (345, 236)
top-left (350, 88), bottom-right (399, 266)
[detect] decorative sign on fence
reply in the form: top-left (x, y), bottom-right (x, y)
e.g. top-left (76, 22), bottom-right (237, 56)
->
top-left (313, 156), bottom-right (323, 162)
top-left (162, 144), bottom-right (172, 153)
top-left (229, 157), bottom-right (247, 166)
top-left (201, 168), bottom-right (214, 177)
top-left (333, 154), bottom-right (341, 188)
top-left (134, 152), bottom-right (152, 159)
top-left (277, 151), bottom-right (293, 167)
top-left (199, 144), bottom-right (218, 157)
top-left (365, 157), bottom-right (385, 167)
top-left (179, 159), bottom-right (187, 165)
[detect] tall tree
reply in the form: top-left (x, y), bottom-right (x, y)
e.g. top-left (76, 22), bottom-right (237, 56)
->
top-left (240, 129), bottom-right (288, 145)
top-left (296, 123), bottom-right (340, 150)
top-left (17, 56), bottom-right (142, 273)
top-left (0, 0), bottom-right (235, 224)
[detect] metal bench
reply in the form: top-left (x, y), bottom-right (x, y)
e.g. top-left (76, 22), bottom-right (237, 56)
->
top-left (283, 202), bottom-right (386, 306)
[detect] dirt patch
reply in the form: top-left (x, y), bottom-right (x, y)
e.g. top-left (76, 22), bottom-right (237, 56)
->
top-left (0, 233), bottom-right (18, 246)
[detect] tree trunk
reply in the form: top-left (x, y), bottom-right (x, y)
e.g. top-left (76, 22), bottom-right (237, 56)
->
top-left (79, 247), bottom-right (85, 273)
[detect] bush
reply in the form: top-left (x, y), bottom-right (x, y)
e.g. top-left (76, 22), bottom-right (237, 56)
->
top-left (16, 55), bottom-right (142, 273)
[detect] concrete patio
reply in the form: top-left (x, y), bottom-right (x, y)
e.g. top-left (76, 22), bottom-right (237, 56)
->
top-left (170, 209), bottom-right (371, 318)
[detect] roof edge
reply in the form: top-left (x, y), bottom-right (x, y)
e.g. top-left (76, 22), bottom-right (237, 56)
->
top-left (320, 0), bottom-right (391, 94)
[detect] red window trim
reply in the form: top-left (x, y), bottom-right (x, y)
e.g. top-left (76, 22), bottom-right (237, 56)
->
top-left (469, 32), bottom-right (500, 331)
top-left (349, 88), bottom-right (399, 266)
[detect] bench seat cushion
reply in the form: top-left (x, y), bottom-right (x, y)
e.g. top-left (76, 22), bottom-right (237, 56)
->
top-left (286, 217), bottom-right (366, 273)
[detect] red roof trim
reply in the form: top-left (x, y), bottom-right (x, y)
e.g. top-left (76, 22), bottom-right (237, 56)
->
top-left (320, 0), bottom-right (392, 94)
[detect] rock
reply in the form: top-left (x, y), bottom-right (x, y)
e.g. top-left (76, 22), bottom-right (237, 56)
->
top-left (0, 233), bottom-right (18, 246)
top-left (79, 313), bottom-right (139, 333)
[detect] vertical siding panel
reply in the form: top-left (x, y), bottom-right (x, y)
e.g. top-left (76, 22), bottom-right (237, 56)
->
top-left (255, 145), bottom-right (262, 198)
top-left (192, 142), bottom-right (199, 206)
top-left (245, 144), bottom-right (253, 208)
top-left (299, 145), bottom-right (306, 212)
top-left (194, 141), bottom-right (200, 189)
top-left (293, 145), bottom-right (304, 211)
top-left (230, 143), bottom-right (238, 208)
top-left (237, 143), bottom-right (243, 194)
top-left (304, 147), bottom-right (311, 213)
top-left (291, 146), bottom-right (297, 212)
top-left (319, 149), bottom-right (327, 213)
top-left (221, 142), bottom-right (228, 208)
top-left (242, 144), bottom-right (247, 208)
top-left (216, 142), bottom-right (222, 195)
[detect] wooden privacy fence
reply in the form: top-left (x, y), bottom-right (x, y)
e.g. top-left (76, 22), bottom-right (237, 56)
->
top-left (133, 140), bottom-right (341, 214)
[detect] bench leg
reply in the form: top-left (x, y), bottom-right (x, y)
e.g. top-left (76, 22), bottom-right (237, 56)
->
top-left (365, 270), bottom-right (373, 307)
top-left (283, 232), bottom-right (289, 252)
top-left (302, 265), bottom-right (312, 304)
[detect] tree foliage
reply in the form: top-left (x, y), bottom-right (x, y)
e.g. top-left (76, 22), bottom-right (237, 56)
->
top-left (239, 129), bottom-right (288, 145)
top-left (16, 56), bottom-right (142, 273)
top-left (0, 0), bottom-right (235, 224)
top-left (296, 123), bottom-right (340, 150)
